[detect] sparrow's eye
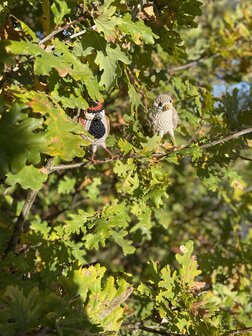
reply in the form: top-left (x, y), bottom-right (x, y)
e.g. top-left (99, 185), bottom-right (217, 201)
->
top-left (158, 102), bottom-right (163, 107)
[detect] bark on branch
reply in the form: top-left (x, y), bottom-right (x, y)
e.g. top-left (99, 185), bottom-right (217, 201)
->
top-left (3, 127), bottom-right (252, 257)
top-left (226, 327), bottom-right (252, 335)
top-left (38, 16), bottom-right (85, 45)
top-left (3, 158), bottom-right (54, 258)
top-left (49, 127), bottom-right (252, 173)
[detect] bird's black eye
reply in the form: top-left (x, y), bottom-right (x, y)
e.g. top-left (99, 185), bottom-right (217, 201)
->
top-left (158, 102), bottom-right (162, 107)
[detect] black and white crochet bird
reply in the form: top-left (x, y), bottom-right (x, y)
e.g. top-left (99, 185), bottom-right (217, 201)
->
top-left (149, 94), bottom-right (179, 146)
top-left (79, 101), bottom-right (113, 161)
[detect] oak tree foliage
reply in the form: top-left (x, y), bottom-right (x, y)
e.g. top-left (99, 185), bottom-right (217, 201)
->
top-left (0, 0), bottom-right (252, 335)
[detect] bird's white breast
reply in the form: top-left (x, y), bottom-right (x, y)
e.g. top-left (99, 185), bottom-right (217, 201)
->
top-left (152, 108), bottom-right (174, 134)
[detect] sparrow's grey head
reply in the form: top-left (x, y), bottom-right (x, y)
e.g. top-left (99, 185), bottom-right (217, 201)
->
top-left (153, 94), bottom-right (173, 111)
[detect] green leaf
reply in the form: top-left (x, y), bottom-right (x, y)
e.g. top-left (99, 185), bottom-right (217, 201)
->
top-left (148, 186), bottom-right (167, 208)
top-left (119, 13), bottom-right (158, 44)
top-left (86, 276), bottom-right (133, 332)
top-left (128, 83), bottom-right (142, 112)
top-left (64, 210), bottom-right (90, 235)
top-left (156, 265), bottom-right (176, 303)
top-left (95, 44), bottom-right (131, 90)
top-left (53, 40), bottom-right (102, 100)
top-left (85, 177), bottom-right (102, 202)
top-left (4, 40), bottom-right (68, 75)
top-left (28, 92), bottom-right (88, 160)
top-left (73, 263), bottom-right (132, 333)
top-left (112, 230), bottom-right (135, 255)
top-left (202, 173), bottom-right (220, 192)
top-left (4, 40), bottom-right (102, 100)
top-left (94, 1), bottom-right (121, 42)
top-left (73, 264), bottom-right (106, 302)
top-left (84, 202), bottom-right (134, 254)
top-left (6, 165), bottom-right (47, 190)
top-left (58, 176), bottom-right (76, 194)
top-left (1, 286), bottom-right (41, 332)
top-left (114, 159), bottom-right (139, 194)
top-left (118, 138), bottom-right (135, 155)
top-left (140, 135), bottom-right (161, 153)
top-left (144, 260), bottom-right (160, 285)
top-left (0, 109), bottom-right (45, 175)
top-left (176, 241), bottom-right (202, 287)
top-left (51, 0), bottom-right (70, 26)
top-left (130, 202), bottom-right (152, 238)
top-left (11, 15), bottom-right (37, 41)
top-left (137, 283), bottom-right (152, 297)
top-left (31, 217), bottom-right (50, 238)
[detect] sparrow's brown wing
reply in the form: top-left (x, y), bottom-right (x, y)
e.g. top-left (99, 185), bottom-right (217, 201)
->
top-left (149, 107), bottom-right (157, 133)
top-left (172, 107), bottom-right (179, 129)
top-left (105, 115), bottom-right (110, 136)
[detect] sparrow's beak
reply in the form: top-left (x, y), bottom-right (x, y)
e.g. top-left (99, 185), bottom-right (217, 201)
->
top-left (163, 103), bottom-right (172, 111)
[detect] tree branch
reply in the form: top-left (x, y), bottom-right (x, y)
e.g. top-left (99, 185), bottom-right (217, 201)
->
top-left (139, 325), bottom-right (183, 336)
top-left (69, 25), bottom-right (96, 40)
top-left (200, 128), bottom-right (252, 149)
top-left (168, 54), bottom-right (207, 73)
top-left (122, 322), bottom-right (184, 336)
top-left (226, 327), bottom-right (252, 335)
top-left (3, 190), bottom-right (38, 257)
top-left (3, 128), bottom-right (252, 257)
top-left (238, 155), bottom-right (252, 162)
top-left (38, 16), bottom-right (85, 45)
top-left (168, 61), bottom-right (198, 73)
top-left (3, 158), bottom-right (54, 258)
top-left (48, 128), bottom-right (252, 173)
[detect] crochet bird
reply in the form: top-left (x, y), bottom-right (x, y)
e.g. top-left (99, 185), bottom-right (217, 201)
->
top-left (79, 101), bottom-right (113, 161)
top-left (149, 94), bottom-right (179, 147)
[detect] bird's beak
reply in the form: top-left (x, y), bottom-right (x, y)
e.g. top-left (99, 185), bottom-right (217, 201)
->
top-left (163, 103), bottom-right (172, 111)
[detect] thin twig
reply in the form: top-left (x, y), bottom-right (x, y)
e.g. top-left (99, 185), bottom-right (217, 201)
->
top-left (48, 127), bottom-right (252, 173)
top-left (226, 327), bottom-right (252, 335)
top-left (168, 61), bottom-right (198, 73)
top-left (238, 155), bottom-right (252, 162)
top-left (139, 325), bottom-right (183, 336)
top-left (38, 16), bottom-right (85, 45)
top-left (122, 322), bottom-right (183, 336)
top-left (3, 158), bottom-right (54, 257)
top-left (168, 54), bottom-right (207, 73)
top-left (200, 128), bottom-right (252, 149)
top-left (70, 25), bottom-right (96, 39)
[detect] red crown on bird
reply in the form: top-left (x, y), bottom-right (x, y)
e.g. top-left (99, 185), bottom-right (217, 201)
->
top-left (87, 100), bottom-right (104, 113)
